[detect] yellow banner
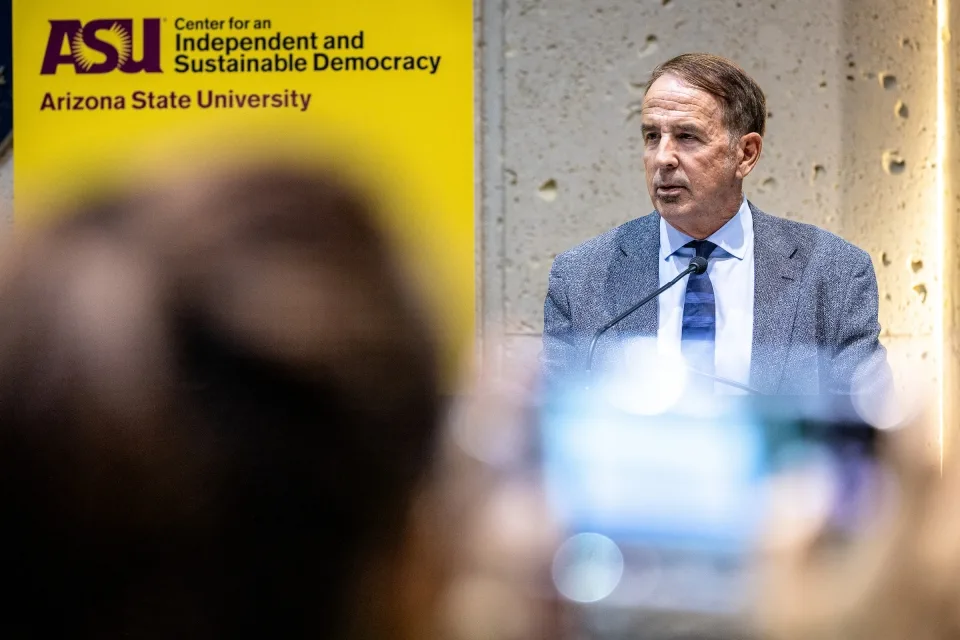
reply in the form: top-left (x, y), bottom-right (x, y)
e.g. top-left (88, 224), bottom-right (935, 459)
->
top-left (13, 1), bottom-right (475, 379)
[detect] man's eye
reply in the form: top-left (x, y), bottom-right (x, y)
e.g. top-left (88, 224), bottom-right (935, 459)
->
top-left (644, 132), bottom-right (659, 141)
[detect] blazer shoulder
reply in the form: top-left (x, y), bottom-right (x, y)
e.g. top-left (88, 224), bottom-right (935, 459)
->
top-left (552, 212), bottom-right (657, 271)
top-left (754, 209), bottom-right (872, 266)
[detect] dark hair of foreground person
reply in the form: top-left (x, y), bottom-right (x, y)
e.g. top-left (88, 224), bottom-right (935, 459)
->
top-left (0, 164), bottom-right (443, 639)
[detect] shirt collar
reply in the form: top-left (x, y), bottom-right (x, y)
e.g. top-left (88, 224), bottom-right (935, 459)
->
top-left (660, 195), bottom-right (752, 261)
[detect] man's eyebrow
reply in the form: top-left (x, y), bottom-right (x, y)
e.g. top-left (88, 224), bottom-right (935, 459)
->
top-left (640, 121), bottom-right (706, 134)
top-left (674, 122), bottom-right (705, 134)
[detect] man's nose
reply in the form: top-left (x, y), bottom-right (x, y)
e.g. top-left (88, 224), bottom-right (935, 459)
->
top-left (654, 137), bottom-right (679, 169)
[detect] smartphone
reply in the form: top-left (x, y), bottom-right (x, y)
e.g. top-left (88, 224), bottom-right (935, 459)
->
top-left (538, 380), bottom-right (883, 618)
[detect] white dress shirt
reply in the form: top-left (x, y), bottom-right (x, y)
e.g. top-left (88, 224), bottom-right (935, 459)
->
top-left (657, 196), bottom-right (755, 393)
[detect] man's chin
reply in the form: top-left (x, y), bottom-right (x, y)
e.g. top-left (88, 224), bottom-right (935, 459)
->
top-left (654, 197), bottom-right (687, 218)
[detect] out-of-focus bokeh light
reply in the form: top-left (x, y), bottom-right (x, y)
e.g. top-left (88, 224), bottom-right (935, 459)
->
top-left (452, 400), bottom-right (528, 467)
top-left (470, 484), bottom-right (559, 577)
top-left (601, 338), bottom-right (689, 416)
top-left (851, 355), bottom-right (927, 432)
top-left (551, 532), bottom-right (625, 603)
top-left (448, 361), bottom-right (538, 468)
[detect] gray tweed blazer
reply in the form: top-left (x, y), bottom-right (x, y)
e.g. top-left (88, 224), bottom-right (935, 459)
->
top-left (541, 201), bottom-right (891, 395)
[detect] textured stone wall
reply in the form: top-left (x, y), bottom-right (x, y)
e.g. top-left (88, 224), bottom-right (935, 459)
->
top-left (946, 0), bottom-right (960, 457)
top-left (835, 0), bottom-right (938, 435)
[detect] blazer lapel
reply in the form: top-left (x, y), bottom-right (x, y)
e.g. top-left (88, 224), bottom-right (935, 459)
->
top-left (750, 205), bottom-right (806, 394)
top-left (606, 212), bottom-right (661, 338)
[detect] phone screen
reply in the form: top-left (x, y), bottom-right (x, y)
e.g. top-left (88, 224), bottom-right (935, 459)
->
top-left (542, 405), bottom-right (767, 553)
top-left (538, 383), bottom-right (882, 616)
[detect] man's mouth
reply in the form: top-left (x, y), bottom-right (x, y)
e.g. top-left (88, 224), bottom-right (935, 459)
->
top-left (656, 185), bottom-right (685, 194)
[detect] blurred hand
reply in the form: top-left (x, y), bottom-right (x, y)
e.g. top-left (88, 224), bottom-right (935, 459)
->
top-left (753, 403), bottom-right (960, 640)
top-left (433, 345), bottom-right (567, 640)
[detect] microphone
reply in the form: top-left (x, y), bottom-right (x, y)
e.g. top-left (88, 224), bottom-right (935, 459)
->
top-left (585, 256), bottom-right (708, 376)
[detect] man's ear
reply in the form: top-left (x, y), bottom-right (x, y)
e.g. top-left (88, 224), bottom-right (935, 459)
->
top-left (737, 132), bottom-right (763, 180)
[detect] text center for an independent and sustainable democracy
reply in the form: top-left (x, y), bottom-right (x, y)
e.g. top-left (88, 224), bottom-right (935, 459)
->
top-left (40, 27), bottom-right (444, 112)
top-left (173, 29), bottom-right (443, 74)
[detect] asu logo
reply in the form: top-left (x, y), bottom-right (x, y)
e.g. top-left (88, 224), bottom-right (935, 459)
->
top-left (41, 19), bottom-right (162, 75)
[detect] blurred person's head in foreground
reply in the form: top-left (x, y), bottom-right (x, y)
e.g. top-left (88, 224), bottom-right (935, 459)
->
top-left (0, 163), bottom-right (445, 639)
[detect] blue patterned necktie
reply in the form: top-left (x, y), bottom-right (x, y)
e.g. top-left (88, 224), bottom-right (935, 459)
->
top-left (681, 240), bottom-right (718, 386)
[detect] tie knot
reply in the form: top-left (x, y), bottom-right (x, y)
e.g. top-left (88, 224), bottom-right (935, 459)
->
top-left (685, 239), bottom-right (717, 259)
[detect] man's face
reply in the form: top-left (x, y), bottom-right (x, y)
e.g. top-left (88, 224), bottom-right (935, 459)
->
top-left (641, 74), bottom-right (742, 234)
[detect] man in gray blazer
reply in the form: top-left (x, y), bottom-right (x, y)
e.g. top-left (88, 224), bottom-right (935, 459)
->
top-left (542, 53), bottom-right (890, 396)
